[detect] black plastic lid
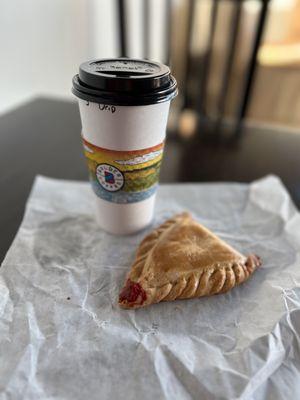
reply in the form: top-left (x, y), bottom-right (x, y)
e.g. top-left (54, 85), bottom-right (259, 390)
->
top-left (72, 58), bottom-right (177, 106)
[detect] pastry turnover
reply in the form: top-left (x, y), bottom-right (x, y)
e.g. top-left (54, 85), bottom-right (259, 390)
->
top-left (119, 212), bottom-right (261, 309)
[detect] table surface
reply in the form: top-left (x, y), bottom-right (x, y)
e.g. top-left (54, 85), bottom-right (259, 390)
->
top-left (1, 97), bottom-right (300, 262)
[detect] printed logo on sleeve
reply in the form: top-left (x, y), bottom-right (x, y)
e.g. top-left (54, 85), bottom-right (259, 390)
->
top-left (96, 164), bottom-right (124, 192)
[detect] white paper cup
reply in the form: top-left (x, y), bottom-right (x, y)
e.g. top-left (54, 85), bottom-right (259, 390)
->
top-left (72, 59), bottom-right (177, 234)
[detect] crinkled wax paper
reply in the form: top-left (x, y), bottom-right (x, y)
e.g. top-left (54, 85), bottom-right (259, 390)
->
top-left (1, 175), bottom-right (300, 400)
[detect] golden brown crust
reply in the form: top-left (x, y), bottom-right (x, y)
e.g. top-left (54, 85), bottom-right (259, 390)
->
top-left (119, 213), bottom-right (262, 309)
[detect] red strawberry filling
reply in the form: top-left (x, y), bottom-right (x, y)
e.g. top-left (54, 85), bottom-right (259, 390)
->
top-left (119, 279), bottom-right (147, 306)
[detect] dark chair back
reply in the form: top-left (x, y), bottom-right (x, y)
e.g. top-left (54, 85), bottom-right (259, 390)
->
top-left (116, 0), bottom-right (270, 139)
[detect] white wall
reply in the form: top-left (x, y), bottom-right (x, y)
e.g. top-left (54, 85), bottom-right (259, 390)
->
top-left (0, 0), bottom-right (90, 114)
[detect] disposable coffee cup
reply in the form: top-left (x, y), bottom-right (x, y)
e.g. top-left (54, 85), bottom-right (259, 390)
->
top-left (72, 58), bottom-right (177, 234)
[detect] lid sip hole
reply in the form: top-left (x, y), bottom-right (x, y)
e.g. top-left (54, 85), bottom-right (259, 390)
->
top-left (95, 70), bottom-right (153, 77)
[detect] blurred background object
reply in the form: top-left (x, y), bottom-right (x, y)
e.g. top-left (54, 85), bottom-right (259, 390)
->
top-left (1, 0), bottom-right (300, 132)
